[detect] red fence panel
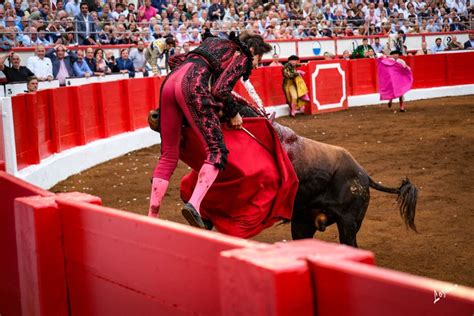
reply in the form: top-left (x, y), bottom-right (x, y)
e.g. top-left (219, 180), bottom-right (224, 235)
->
top-left (11, 94), bottom-right (40, 169)
top-left (31, 90), bottom-right (56, 160)
top-left (348, 58), bottom-right (378, 95)
top-left (49, 86), bottom-right (81, 151)
top-left (126, 78), bottom-right (157, 130)
top-left (307, 60), bottom-right (350, 114)
top-left (98, 81), bottom-right (130, 137)
top-left (308, 256), bottom-right (474, 316)
top-left (56, 199), bottom-right (254, 315)
top-left (74, 83), bottom-right (104, 143)
top-left (409, 54), bottom-right (448, 89)
top-left (0, 171), bottom-right (52, 316)
top-left (445, 52), bottom-right (474, 86)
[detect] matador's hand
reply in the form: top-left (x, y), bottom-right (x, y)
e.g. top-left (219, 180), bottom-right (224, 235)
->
top-left (229, 113), bottom-right (243, 130)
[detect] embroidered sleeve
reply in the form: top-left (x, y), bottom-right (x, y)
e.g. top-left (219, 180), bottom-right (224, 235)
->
top-left (211, 53), bottom-right (250, 118)
top-left (282, 64), bottom-right (299, 79)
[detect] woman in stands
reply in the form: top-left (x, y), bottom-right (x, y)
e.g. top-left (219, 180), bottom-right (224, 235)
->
top-left (148, 32), bottom-right (271, 229)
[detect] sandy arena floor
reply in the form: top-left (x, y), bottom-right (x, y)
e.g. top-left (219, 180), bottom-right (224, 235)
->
top-left (52, 95), bottom-right (474, 287)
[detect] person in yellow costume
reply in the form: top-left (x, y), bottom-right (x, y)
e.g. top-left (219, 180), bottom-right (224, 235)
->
top-left (282, 55), bottom-right (309, 117)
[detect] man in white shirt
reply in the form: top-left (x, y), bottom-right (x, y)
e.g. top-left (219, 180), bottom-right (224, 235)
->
top-left (65, 0), bottom-right (81, 17)
top-left (26, 45), bottom-right (53, 81)
top-left (431, 38), bottom-right (446, 53)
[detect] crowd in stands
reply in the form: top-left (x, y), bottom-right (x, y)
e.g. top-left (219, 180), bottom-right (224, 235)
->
top-left (0, 0), bottom-right (472, 51)
top-left (0, 0), bottom-right (473, 85)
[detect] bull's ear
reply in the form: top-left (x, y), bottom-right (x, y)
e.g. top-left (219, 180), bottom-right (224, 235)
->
top-left (268, 112), bottom-right (276, 123)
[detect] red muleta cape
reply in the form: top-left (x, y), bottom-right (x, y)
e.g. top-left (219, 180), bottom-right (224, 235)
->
top-left (179, 117), bottom-right (298, 238)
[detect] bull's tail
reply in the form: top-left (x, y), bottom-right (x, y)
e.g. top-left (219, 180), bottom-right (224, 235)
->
top-left (369, 177), bottom-right (418, 232)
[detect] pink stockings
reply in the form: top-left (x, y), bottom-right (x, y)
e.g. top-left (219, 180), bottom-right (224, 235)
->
top-left (148, 63), bottom-right (222, 217)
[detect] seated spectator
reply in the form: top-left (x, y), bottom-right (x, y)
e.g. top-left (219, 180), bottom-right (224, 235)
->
top-left (464, 33), bottom-right (474, 50)
top-left (431, 37), bottom-right (446, 53)
top-left (46, 44), bottom-right (77, 86)
top-left (26, 76), bottom-right (39, 93)
top-left (0, 52), bottom-right (34, 83)
top-left (116, 48), bottom-right (135, 78)
top-left (94, 48), bottom-right (111, 75)
top-left (27, 45), bottom-right (53, 81)
top-left (341, 50), bottom-right (351, 60)
top-left (367, 49), bottom-right (376, 58)
top-left (73, 50), bottom-right (93, 78)
top-left (105, 50), bottom-right (118, 73)
top-left (352, 38), bottom-right (374, 59)
top-left (416, 42), bottom-right (432, 55)
top-left (323, 52), bottom-right (335, 60)
top-left (269, 53), bottom-right (282, 66)
top-left (84, 47), bottom-right (96, 73)
top-left (372, 37), bottom-right (384, 54)
top-left (189, 28), bottom-right (202, 43)
top-left (446, 36), bottom-right (463, 51)
top-left (129, 41), bottom-right (147, 73)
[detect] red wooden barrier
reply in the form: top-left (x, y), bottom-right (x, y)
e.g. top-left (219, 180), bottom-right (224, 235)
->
top-left (307, 60), bottom-right (350, 114)
top-left (49, 86), bottom-right (81, 151)
top-left (30, 90), bottom-right (56, 160)
top-left (409, 54), bottom-right (448, 89)
top-left (0, 171), bottom-right (53, 316)
top-left (15, 193), bottom-right (101, 316)
top-left (75, 83), bottom-right (104, 142)
top-left (0, 160), bottom-right (5, 171)
top-left (445, 52), bottom-right (474, 86)
top-left (11, 94), bottom-right (41, 169)
top-left (348, 58), bottom-right (378, 95)
top-left (218, 239), bottom-right (374, 316)
top-left (125, 77), bottom-right (157, 130)
top-left (55, 199), bottom-right (256, 315)
top-left (308, 256), bottom-right (474, 316)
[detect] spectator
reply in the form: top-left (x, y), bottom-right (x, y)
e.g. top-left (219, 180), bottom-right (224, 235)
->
top-left (416, 42), bottom-right (432, 55)
top-left (189, 28), bottom-right (202, 43)
top-left (138, 0), bottom-right (157, 22)
top-left (66, 0), bottom-right (81, 17)
top-left (73, 50), bottom-right (93, 78)
top-left (75, 1), bottom-right (98, 45)
top-left (352, 38), bottom-right (374, 59)
top-left (208, 0), bottom-right (225, 22)
top-left (367, 48), bottom-right (376, 58)
top-left (431, 37), bottom-right (446, 53)
top-left (341, 50), bottom-right (351, 60)
top-left (104, 50), bottom-right (118, 72)
top-left (27, 45), bottom-right (53, 81)
top-left (372, 37), bottom-right (384, 54)
top-left (94, 48), bottom-right (111, 75)
top-left (46, 44), bottom-right (77, 86)
top-left (26, 76), bottom-right (39, 93)
top-left (181, 42), bottom-right (191, 54)
top-left (84, 47), bottom-right (97, 73)
top-left (269, 53), bottom-right (282, 66)
top-left (129, 40), bottom-right (147, 73)
top-left (116, 48), bottom-right (135, 78)
top-left (0, 52), bottom-right (35, 83)
top-left (446, 35), bottom-right (463, 51)
top-left (464, 33), bottom-right (474, 50)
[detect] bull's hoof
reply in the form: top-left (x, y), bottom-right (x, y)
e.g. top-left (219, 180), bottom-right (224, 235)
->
top-left (181, 203), bottom-right (206, 229)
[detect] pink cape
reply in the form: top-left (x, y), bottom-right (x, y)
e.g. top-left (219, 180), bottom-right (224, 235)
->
top-left (179, 118), bottom-right (299, 238)
top-left (377, 58), bottom-right (413, 101)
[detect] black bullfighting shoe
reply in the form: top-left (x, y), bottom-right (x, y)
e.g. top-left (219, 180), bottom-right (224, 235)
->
top-left (181, 203), bottom-right (206, 229)
top-left (202, 218), bottom-right (214, 230)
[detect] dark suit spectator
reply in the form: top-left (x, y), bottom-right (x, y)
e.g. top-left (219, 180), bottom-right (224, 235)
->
top-left (464, 33), bottom-right (474, 50)
top-left (46, 45), bottom-right (77, 86)
top-left (75, 2), bottom-right (98, 45)
top-left (116, 48), bottom-right (135, 78)
top-left (208, 0), bottom-right (225, 21)
top-left (84, 47), bottom-right (97, 73)
top-left (0, 52), bottom-right (35, 83)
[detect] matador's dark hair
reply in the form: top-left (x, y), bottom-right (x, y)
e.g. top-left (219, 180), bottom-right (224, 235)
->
top-left (239, 32), bottom-right (272, 56)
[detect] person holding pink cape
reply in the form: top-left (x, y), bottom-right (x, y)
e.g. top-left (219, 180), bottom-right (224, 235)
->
top-left (377, 50), bottom-right (413, 112)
